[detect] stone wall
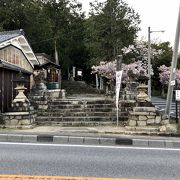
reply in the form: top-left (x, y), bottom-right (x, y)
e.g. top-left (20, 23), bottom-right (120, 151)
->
top-left (128, 107), bottom-right (169, 127)
top-left (3, 110), bottom-right (36, 129)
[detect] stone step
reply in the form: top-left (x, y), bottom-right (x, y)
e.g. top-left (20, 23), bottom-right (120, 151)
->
top-left (36, 121), bottom-right (116, 126)
top-left (36, 115), bottom-right (128, 122)
top-left (49, 100), bottom-right (114, 105)
top-left (36, 116), bottom-right (116, 122)
top-left (51, 107), bottom-right (115, 112)
top-left (46, 108), bottom-right (129, 113)
top-left (37, 109), bottom-right (127, 114)
top-left (48, 104), bottom-right (115, 109)
top-left (37, 111), bottom-right (115, 117)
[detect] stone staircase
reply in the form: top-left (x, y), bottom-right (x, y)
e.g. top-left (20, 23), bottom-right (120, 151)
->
top-left (36, 97), bottom-right (118, 126)
top-left (35, 80), bottom-right (132, 126)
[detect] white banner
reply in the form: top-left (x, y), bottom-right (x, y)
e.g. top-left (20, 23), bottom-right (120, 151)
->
top-left (116, 70), bottom-right (123, 108)
top-left (176, 90), bottom-right (180, 101)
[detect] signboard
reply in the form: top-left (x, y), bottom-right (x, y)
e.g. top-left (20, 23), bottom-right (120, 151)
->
top-left (77, 71), bottom-right (82, 76)
top-left (171, 80), bottom-right (175, 86)
top-left (116, 70), bottom-right (123, 108)
top-left (176, 90), bottom-right (180, 101)
top-left (73, 67), bottom-right (76, 78)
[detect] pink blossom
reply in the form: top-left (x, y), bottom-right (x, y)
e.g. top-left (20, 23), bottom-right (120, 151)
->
top-left (91, 61), bottom-right (147, 84)
top-left (158, 65), bottom-right (180, 88)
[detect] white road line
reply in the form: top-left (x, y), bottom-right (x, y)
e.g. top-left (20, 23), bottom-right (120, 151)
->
top-left (0, 142), bottom-right (180, 151)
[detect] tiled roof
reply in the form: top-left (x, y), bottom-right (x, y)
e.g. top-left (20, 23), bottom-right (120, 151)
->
top-left (0, 29), bottom-right (24, 43)
top-left (0, 59), bottom-right (31, 74)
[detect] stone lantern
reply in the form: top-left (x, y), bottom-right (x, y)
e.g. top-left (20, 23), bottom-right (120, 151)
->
top-left (136, 70), bottom-right (150, 104)
top-left (12, 71), bottom-right (30, 111)
top-left (3, 71), bottom-right (36, 129)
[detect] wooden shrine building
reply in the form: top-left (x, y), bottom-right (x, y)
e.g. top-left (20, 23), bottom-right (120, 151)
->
top-left (0, 30), bottom-right (39, 113)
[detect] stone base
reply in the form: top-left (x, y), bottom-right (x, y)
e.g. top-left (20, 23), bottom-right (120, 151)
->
top-left (3, 111), bottom-right (36, 129)
top-left (11, 102), bottom-right (33, 112)
top-left (128, 106), bottom-right (166, 127)
top-left (47, 89), bottom-right (66, 99)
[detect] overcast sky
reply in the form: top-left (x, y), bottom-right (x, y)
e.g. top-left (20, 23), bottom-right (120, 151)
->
top-left (79, 0), bottom-right (180, 46)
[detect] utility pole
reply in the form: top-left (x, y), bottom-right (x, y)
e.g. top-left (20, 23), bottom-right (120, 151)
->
top-left (55, 39), bottom-right (61, 89)
top-left (147, 27), bottom-right (164, 100)
top-left (165, 5), bottom-right (180, 118)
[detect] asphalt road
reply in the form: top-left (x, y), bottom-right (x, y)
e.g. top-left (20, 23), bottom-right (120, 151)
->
top-left (0, 142), bottom-right (180, 180)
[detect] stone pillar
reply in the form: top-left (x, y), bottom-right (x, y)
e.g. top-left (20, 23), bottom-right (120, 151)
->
top-left (137, 83), bottom-right (150, 103)
top-left (125, 81), bottom-right (138, 100)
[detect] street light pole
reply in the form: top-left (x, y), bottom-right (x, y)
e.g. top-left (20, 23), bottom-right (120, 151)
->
top-left (165, 5), bottom-right (180, 118)
top-left (147, 27), bottom-right (165, 100)
top-left (147, 27), bottom-right (151, 100)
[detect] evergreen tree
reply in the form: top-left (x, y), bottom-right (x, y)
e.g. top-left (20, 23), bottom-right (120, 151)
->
top-left (85, 0), bottom-right (141, 65)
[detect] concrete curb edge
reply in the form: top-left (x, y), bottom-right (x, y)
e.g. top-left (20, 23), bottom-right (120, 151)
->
top-left (0, 134), bottom-right (180, 148)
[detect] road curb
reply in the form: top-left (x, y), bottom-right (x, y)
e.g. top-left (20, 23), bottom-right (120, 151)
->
top-left (0, 134), bottom-right (180, 148)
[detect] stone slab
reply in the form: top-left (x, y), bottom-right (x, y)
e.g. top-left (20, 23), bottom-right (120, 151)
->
top-left (134, 107), bottom-right (156, 112)
top-left (0, 134), bottom-right (8, 141)
top-left (129, 120), bottom-right (137, 126)
top-left (139, 116), bottom-right (148, 121)
top-left (133, 139), bottom-right (149, 147)
top-left (22, 135), bottom-right (37, 143)
top-left (115, 138), bottom-right (132, 145)
top-left (7, 134), bottom-right (23, 142)
top-left (53, 136), bottom-right (69, 144)
top-left (68, 136), bottom-right (84, 144)
top-left (165, 140), bottom-right (174, 148)
top-left (155, 116), bottom-right (161, 124)
top-left (147, 119), bottom-right (155, 124)
top-left (148, 140), bottom-right (165, 147)
top-left (4, 112), bottom-right (30, 116)
top-left (172, 141), bottom-right (180, 148)
top-left (84, 137), bottom-right (100, 144)
top-left (37, 135), bottom-right (53, 142)
top-left (99, 138), bottom-right (116, 145)
top-left (137, 121), bottom-right (147, 126)
top-left (130, 112), bottom-right (150, 116)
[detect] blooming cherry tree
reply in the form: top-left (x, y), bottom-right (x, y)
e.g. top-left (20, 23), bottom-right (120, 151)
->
top-left (122, 40), bottom-right (163, 64)
top-left (158, 64), bottom-right (180, 89)
top-left (158, 65), bottom-right (170, 87)
top-left (91, 61), bottom-right (116, 83)
top-left (91, 40), bottom-right (164, 90)
top-left (91, 60), bottom-right (147, 85)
